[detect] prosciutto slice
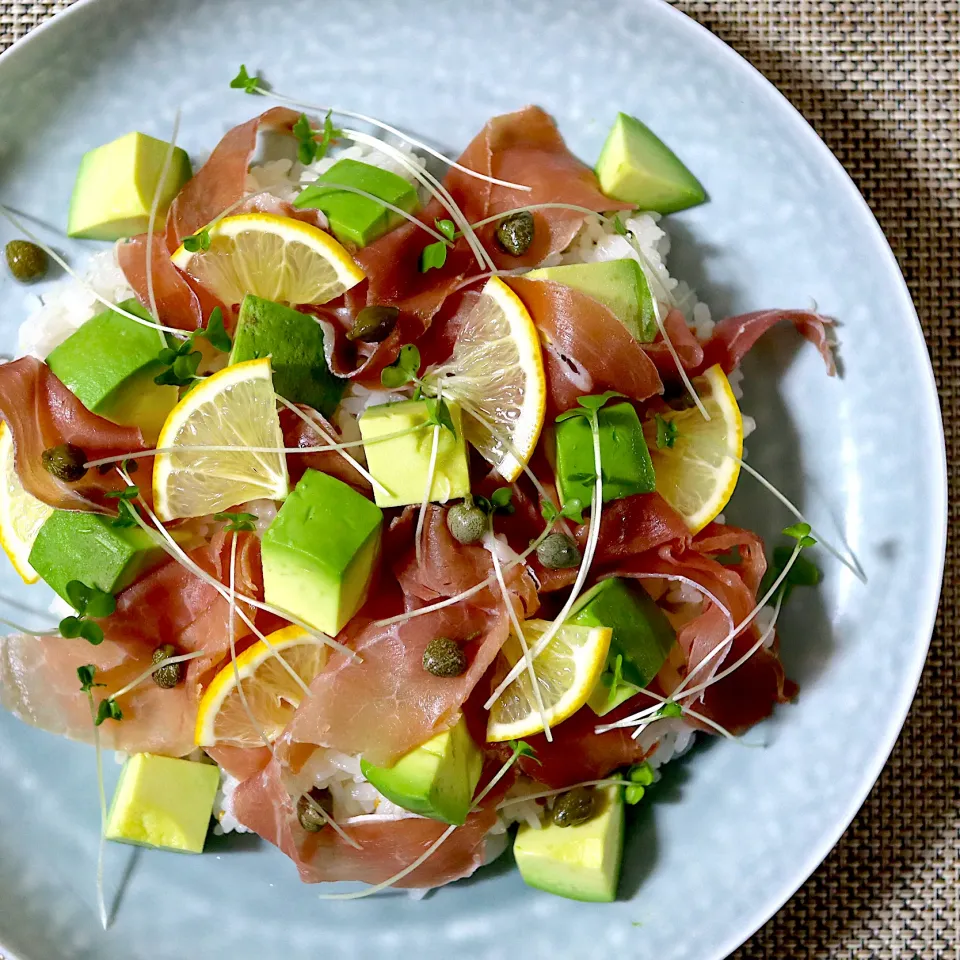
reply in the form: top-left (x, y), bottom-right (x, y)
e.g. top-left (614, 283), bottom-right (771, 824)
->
top-left (699, 309), bottom-right (836, 376)
top-left (507, 277), bottom-right (663, 413)
top-left (232, 751), bottom-right (501, 888)
top-left (0, 357), bottom-right (148, 511)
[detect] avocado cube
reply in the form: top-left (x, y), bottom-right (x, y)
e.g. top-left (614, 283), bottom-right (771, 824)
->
top-left (514, 785), bottom-right (624, 903)
top-left (28, 510), bottom-right (167, 603)
top-left (105, 753), bottom-right (220, 854)
top-left (555, 402), bottom-right (655, 511)
top-left (525, 260), bottom-right (657, 342)
top-left (261, 469), bottom-right (382, 636)
top-left (571, 578), bottom-right (677, 716)
top-left (45, 298), bottom-right (179, 441)
top-left (595, 112), bottom-right (706, 215)
top-left (68, 131), bottom-right (193, 241)
top-left (229, 295), bottom-right (345, 416)
top-left (360, 718), bottom-right (483, 826)
top-left (358, 399), bottom-right (471, 509)
top-left (294, 159), bottom-right (420, 249)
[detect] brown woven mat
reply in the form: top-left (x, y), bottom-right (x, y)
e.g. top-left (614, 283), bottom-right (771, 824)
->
top-left (1, 1), bottom-right (958, 957)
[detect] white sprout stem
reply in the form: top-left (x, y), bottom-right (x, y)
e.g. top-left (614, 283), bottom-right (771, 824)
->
top-left (651, 295), bottom-right (709, 421)
top-left (484, 418), bottom-right (604, 710)
top-left (496, 778), bottom-right (633, 808)
top-left (734, 457), bottom-right (867, 584)
top-left (487, 530), bottom-right (552, 742)
top-left (295, 179), bottom-right (447, 243)
top-left (274, 394), bottom-right (391, 498)
top-left (0, 205), bottom-right (189, 339)
top-left (316, 743), bottom-right (526, 900)
top-left (449, 269), bottom-right (530, 294)
top-left (372, 521), bottom-right (556, 629)
top-left (109, 650), bottom-right (207, 702)
top-left (227, 532), bottom-right (277, 755)
top-left (0, 617), bottom-right (55, 636)
top-left (414, 386), bottom-right (443, 568)
top-left (86, 692), bottom-right (109, 929)
top-left (341, 129), bottom-right (495, 272)
top-left (146, 110), bottom-right (181, 341)
top-left (252, 90), bottom-right (531, 192)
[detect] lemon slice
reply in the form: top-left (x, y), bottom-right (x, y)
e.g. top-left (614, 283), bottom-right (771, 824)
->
top-left (195, 625), bottom-right (328, 746)
top-left (170, 212), bottom-right (365, 306)
top-left (647, 363), bottom-right (743, 533)
top-left (486, 619), bottom-right (612, 743)
top-left (428, 276), bottom-right (546, 482)
top-left (153, 358), bottom-right (288, 521)
top-left (0, 422), bottom-right (53, 584)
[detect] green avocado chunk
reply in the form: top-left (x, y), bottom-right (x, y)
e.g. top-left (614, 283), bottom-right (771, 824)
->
top-left (105, 753), bottom-right (220, 854)
top-left (524, 260), bottom-right (657, 342)
top-left (261, 469), bottom-right (383, 636)
top-left (570, 577), bottom-right (677, 716)
top-left (514, 785), bottom-right (624, 902)
top-left (28, 510), bottom-right (167, 603)
top-left (229, 295), bottom-right (345, 416)
top-left (360, 718), bottom-right (483, 826)
top-left (294, 158), bottom-right (420, 249)
top-left (68, 131), bottom-right (193, 241)
top-left (358, 399), bottom-right (471, 508)
top-left (596, 112), bottom-right (706, 215)
top-left (45, 298), bottom-right (179, 442)
top-left (554, 402), bottom-right (655, 511)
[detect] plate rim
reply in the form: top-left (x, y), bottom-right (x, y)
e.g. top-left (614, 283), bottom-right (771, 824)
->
top-left (0, 1), bottom-right (947, 958)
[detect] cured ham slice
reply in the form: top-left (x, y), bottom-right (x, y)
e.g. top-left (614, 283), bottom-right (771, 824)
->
top-left (0, 357), bottom-right (148, 511)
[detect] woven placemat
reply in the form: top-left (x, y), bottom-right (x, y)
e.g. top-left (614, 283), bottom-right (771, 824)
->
top-left (2, 1), bottom-right (957, 957)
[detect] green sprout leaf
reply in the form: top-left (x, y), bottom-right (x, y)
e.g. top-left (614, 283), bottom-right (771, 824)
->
top-left (65, 580), bottom-right (91, 614)
top-left (782, 521), bottom-right (817, 548)
top-left (196, 307), bottom-right (232, 352)
top-left (293, 112), bottom-right (318, 164)
top-left (424, 396), bottom-right (456, 435)
top-left (542, 497), bottom-right (586, 524)
top-left (61, 581), bottom-right (113, 643)
top-left (317, 110), bottom-right (342, 160)
top-left (380, 344), bottom-right (422, 388)
top-left (555, 391), bottom-right (624, 423)
top-left (612, 214), bottom-right (628, 237)
top-left (490, 487), bottom-right (515, 515)
top-left (420, 240), bottom-right (448, 273)
top-left (77, 664), bottom-right (103, 693)
top-left (94, 698), bottom-right (123, 726)
top-left (154, 349), bottom-right (202, 387)
top-left (229, 64), bottom-right (261, 95)
top-left (760, 545), bottom-right (822, 605)
top-left (84, 588), bottom-right (116, 619)
top-left (182, 228), bottom-right (211, 253)
top-left (59, 616), bottom-right (84, 639)
top-left (657, 701), bottom-right (683, 719)
top-left (435, 218), bottom-right (456, 242)
top-left (628, 761), bottom-right (655, 786)
top-left (509, 739), bottom-right (540, 763)
top-left (79, 621), bottom-right (105, 646)
top-left (625, 783), bottom-right (646, 805)
top-left (111, 498), bottom-right (140, 529)
top-left (654, 413), bottom-right (679, 449)
top-left (214, 510), bottom-right (258, 533)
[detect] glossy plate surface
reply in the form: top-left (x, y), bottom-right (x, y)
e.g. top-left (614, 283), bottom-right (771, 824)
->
top-left (0, 1), bottom-right (945, 957)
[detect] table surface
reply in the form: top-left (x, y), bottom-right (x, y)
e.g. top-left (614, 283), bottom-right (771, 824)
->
top-left (1, 1), bottom-right (957, 957)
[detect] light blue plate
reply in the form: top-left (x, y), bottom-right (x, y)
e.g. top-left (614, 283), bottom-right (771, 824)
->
top-left (0, 0), bottom-right (946, 957)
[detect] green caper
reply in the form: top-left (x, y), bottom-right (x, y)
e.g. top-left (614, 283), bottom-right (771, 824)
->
top-left (551, 786), bottom-right (597, 828)
top-left (5, 240), bottom-right (48, 283)
top-left (495, 211), bottom-right (535, 256)
top-left (347, 305), bottom-right (400, 342)
top-left (41, 443), bottom-right (88, 483)
top-left (297, 788), bottom-right (334, 832)
top-left (422, 636), bottom-right (468, 678)
top-left (536, 532), bottom-right (581, 570)
top-left (446, 502), bottom-right (487, 545)
top-left (151, 644), bottom-right (182, 689)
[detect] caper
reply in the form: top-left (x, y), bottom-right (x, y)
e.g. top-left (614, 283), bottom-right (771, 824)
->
top-left (5, 240), bottom-right (48, 283)
top-left (422, 636), bottom-right (468, 678)
top-left (297, 788), bottom-right (334, 832)
top-left (151, 644), bottom-right (182, 689)
top-left (347, 305), bottom-right (400, 343)
top-left (446, 502), bottom-right (487, 545)
top-left (495, 211), bottom-right (535, 256)
top-left (41, 443), bottom-right (88, 483)
top-left (536, 532), bottom-right (581, 570)
top-left (551, 787), bottom-right (596, 828)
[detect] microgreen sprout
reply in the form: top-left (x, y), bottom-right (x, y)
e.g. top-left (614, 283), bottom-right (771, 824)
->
top-left (229, 64), bottom-right (261, 94)
top-left (414, 384), bottom-right (445, 567)
top-left (105, 485), bottom-right (141, 528)
top-left (380, 343), bottom-right (422, 388)
top-left (293, 110), bottom-right (342, 165)
top-left (435, 218), bottom-right (456, 242)
top-left (77, 664), bottom-right (103, 694)
top-left (94, 698), bottom-right (123, 726)
top-left (612, 214), bottom-right (629, 237)
top-left (181, 227), bottom-right (211, 252)
top-left (78, 664), bottom-right (110, 928)
top-left (154, 307), bottom-right (231, 387)
top-left (214, 510), bottom-right (258, 533)
top-left (474, 486), bottom-right (515, 517)
top-left (760, 546), bottom-right (821, 605)
top-left (654, 413), bottom-right (679, 449)
top-left (59, 580), bottom-right (115, 646)
top-left (540, 498), bottom-right (584, 524)
top-left (624, 761), bottom-right (654, 805)
top-left (423, 395), bottom-right (455, 434)
top-left (420, 239), bottom-right (448, 272)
